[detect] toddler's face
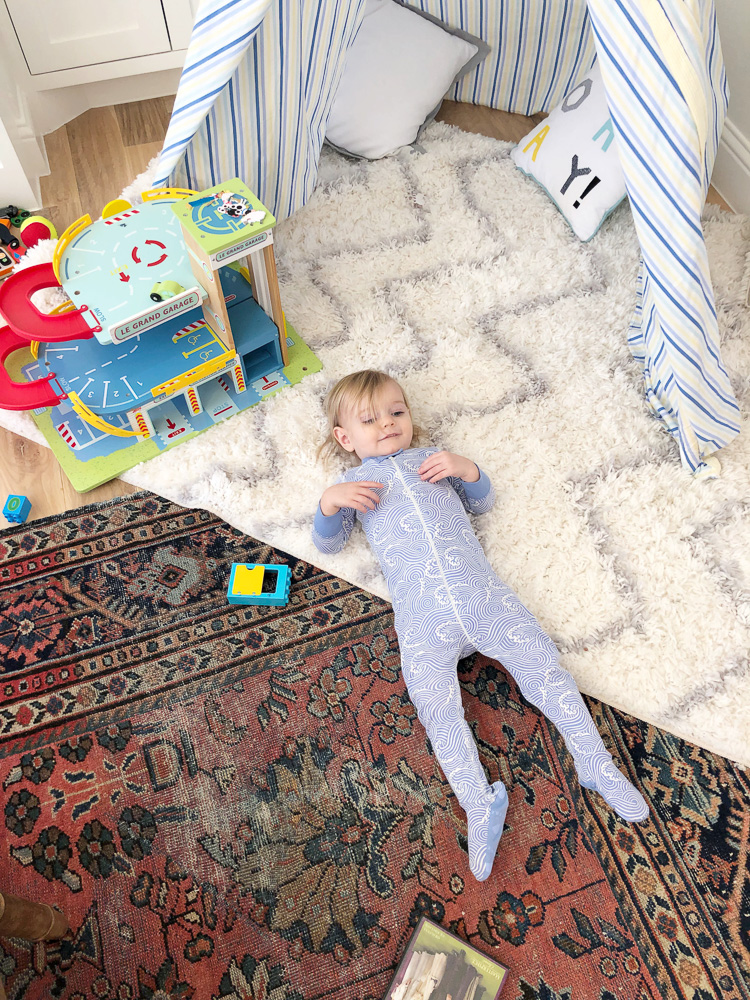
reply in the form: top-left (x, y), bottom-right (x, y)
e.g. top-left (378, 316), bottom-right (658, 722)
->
top-left (334, 381), bottom-right (413, 460)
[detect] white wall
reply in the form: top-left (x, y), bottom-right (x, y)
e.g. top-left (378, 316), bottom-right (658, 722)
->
top-left (716, 0), bottom-right (750, 136)
top-left (712, 0), bottom-right (750, 213)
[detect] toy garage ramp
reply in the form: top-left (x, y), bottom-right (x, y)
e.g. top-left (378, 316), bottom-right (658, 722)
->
top-left (56, 195), bottom-right (206, 346)
top-left (0, 324), bottom-right (67, 410)
top-left (0, 262), bottom-right (96, 343)
top-left (0, 262), bottom-right (92, 411)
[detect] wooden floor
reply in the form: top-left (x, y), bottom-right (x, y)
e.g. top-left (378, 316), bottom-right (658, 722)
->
top-left (38, 98), bottom-right (174, 234)
top-left (0, 98), bottom-right (732, 524)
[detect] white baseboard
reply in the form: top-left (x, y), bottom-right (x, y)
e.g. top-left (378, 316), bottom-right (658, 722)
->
top-left (83, 70), bottom-right (180, 111)
top-left (712, 117), bottom-right (750, 215)
top-left (30, 69), bottom-right (180, 136)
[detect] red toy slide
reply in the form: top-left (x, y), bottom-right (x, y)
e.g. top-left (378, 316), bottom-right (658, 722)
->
top-left (0, 262), bottom-right (97, 343)
top-left (0, 325), bottom-right (67, 410)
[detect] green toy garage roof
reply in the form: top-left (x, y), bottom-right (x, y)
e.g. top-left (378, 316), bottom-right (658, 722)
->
top-left (171, 178), bottom-right (276, 258)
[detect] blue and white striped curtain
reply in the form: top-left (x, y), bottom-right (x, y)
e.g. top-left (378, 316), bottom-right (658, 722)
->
top-left (154, 0), bottom-right (367, 221)
top-left (155, 0), bottom-right (597, 215)
top-left (155, 0), bottom-right (739, 474)
top-left (413, 0), bottom-right (596, 114)
top-left (586, 0), bottom-right (739, 474)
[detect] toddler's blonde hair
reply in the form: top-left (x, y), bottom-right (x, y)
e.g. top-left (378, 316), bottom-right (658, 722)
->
top-left (319, 369), bottom-right (421, 463)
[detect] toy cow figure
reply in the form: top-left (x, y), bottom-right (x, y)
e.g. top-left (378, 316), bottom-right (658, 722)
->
top-left (215, 191), bottom-right (266, 226)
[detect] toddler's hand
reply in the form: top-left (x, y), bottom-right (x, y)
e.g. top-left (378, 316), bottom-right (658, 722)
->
top-left (419, 451), bottom-right (479, 483)
top-left (320, 481), bottom-right (384, 517)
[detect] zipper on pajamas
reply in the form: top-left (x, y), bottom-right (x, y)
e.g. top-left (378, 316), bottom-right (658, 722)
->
top-left (390, 458), bottom-right (474, 648)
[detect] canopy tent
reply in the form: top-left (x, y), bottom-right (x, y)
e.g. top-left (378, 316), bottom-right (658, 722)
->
top-left (153, 0), bottom-right (740, 476)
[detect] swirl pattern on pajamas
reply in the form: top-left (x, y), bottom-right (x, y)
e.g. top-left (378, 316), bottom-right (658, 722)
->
top-left (313, 448), bottom-right (648, 879)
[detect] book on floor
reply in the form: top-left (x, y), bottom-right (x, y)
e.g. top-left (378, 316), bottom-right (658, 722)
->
top-left (385, 916), bottom-right (509, 1000)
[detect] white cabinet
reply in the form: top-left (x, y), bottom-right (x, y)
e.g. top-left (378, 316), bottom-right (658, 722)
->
top-left (5, 0), bottom-right (191, 75)
top-left (161, 0), bottom-right (196, 51)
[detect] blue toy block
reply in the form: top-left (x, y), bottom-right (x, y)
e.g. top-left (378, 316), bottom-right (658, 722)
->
top-left (3, 494), bottom-right (32, 524)
top-left (227, 562), bottom-right (291, 606)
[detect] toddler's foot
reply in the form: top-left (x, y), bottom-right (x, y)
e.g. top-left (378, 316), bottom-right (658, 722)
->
top-left (466, 781), bottom-right (508, 882)
top-left (576, 753), bottom-right (648, 822)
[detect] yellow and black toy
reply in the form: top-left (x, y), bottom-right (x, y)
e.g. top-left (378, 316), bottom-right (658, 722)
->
top-left (227, 562), bottom-right (291, 606)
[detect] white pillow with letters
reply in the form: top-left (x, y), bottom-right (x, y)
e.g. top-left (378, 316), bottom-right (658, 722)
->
top-left (326, 0), bottom-right (487, 160)
top-left (511, 62), bottom-right (627, 242)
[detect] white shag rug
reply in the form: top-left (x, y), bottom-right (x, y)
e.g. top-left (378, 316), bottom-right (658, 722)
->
top-left (3, 122), bottom-right (750, 766)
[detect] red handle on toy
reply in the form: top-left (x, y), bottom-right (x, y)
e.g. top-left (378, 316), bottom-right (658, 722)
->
top-left (0, 262), bottom-right (96, 343)
top-left (0, 324), bottom-right (67, 410)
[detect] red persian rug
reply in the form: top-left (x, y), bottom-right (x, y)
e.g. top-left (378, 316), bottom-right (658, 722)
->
top-left (1, 494), bottom-right (748, 1000)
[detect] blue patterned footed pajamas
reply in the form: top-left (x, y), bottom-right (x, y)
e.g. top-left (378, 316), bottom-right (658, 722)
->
top-left (313, 448), bottom-right (647, 879)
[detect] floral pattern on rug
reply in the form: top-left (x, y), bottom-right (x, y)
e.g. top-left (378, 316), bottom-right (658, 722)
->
top-left (1, 494), bottom-right (748, 1000)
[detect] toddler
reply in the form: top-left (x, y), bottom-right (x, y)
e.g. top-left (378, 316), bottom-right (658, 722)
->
top-left (312, 370), bottom-right (647, 882)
